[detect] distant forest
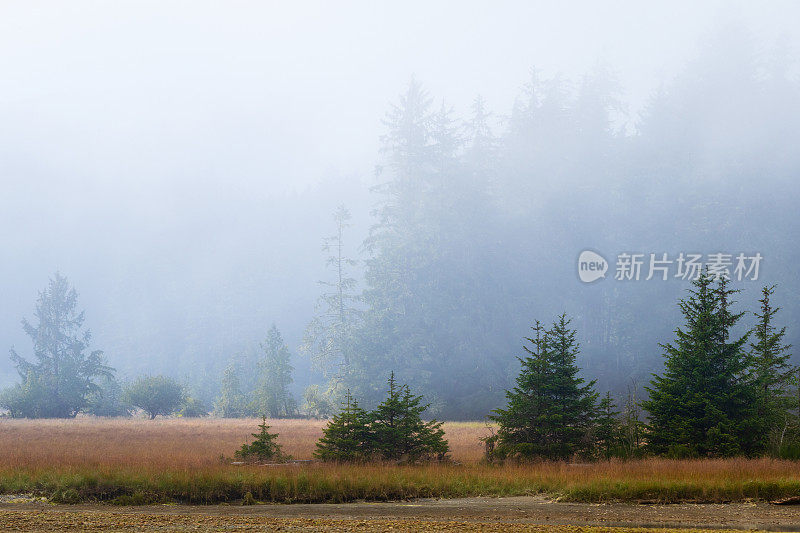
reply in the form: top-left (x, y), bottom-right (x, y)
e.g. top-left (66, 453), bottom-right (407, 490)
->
top-left (3, 29), bottom-right (798, 420)
top-left (296, 31), bottom-right (800, 418)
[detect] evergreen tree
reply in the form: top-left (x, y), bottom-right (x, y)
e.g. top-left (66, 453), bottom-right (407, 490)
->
top-left (353, 79), bottom-right (507, 419)
top-left (369, 372), bottom-right (448, 461)
top-left (235, 416), bottom-right (287, 462)
top-left (486, 320), bottom-right (550, 459)
top-left (2, 273), bottom-right (112, 418)
top-left (215, 361), bottom-right (247, 418)
top-left (250, 325), bottom-right (297, 418)
top-left (643, 273), bottom-right (758, 457)
top-left (355, 79), bottom-right (438, 405)
top-left (595, 392), bottom-right (620, 459)
top-left (301, 205), bottom-right (360, 410)
top-left (464, 95), bottom-right (497, 173)
top-left (314, 390), bottom-right (372, 462)
top-left (750, 284), bottom-right (794, 451)
top-left (489, 315), bottom-right (598, 460)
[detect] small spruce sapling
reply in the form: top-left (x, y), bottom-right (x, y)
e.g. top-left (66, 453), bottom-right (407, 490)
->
top-left (370, 372), bottom-right (449, 462)
top-left (314, 390), bottom-right (372, 461)
top-left (235, 417), bottom-right (288, 462)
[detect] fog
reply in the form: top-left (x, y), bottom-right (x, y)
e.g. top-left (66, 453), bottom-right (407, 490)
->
top-left (2, 1), bottom-right (799, 418)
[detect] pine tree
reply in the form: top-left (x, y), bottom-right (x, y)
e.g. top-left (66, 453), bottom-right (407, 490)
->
top-left (369, 372), bottom-right (448, 461)
top-left (350, 80), bottom-right (508, 419)
top-left (235, 417), bottom-right (287, 462)
top-left (301, 205), bottom-right (360, 406)
top-left (355, 79), bottom-right (438, 406)
top-left (547, 314), bottom-right (599, 457)
top-left (489, 315), bottom-right (597, 460)
top-left (250, 325), bottom-right (297, 418)
top-left (595, 392), bottom-right (620, 459)
top-left (750, 284), bottom-right (794, 451)
top-left (486, 321), bottom-right (550, 459)
top-left (643, 273), bottom-right (758, 457)
top-left (714, 276), bottom-right (759, 453)
top-left (3, 273), bottom-right (113, 418)
top-left (314, 390), bottom-right (372, 462)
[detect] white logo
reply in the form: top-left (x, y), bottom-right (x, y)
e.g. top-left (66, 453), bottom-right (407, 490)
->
top-left (578, 250), bottom-right (608, 283)
top-left (577, 250), bottom-right (763, 283)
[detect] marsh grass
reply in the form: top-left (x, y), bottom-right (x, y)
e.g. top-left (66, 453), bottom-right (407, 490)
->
top-left (1, 418), bottom-right (799, 504)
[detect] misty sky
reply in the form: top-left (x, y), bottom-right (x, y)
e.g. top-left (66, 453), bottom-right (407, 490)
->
top-left (3, 1), bottom-right (798, 196)
top-left (2, 1), bottom-right (799, 387)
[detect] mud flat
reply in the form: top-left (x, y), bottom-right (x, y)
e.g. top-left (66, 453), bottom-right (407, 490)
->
top-left (3, 496), bottom-right (800, 532)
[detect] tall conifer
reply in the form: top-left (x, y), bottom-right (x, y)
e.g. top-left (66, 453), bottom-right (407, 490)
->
top-left (489, 315), bottom-right (597, 460)
top-left (644, 273), bottom-right (757, 456)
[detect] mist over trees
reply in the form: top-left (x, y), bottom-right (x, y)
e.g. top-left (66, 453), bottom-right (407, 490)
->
top-left (1, 274), bottom-right (112, 418)
top-left (212, 325), bottom-right (298, 418)
top-left (1, 24), bottom-right (799, 425)
top-left (298, 28), bottom-right (800, 419)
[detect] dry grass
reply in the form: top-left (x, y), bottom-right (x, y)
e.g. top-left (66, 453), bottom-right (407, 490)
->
top-left (1, 418), bottom-right (799, 504)
top-left (0, 418), bottom-right (492, 468)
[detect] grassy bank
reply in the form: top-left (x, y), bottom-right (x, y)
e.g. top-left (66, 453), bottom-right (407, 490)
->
top-left (2, 419), bottom-right (800, 504)
top-left (3, 460), bottom-right (800, 505)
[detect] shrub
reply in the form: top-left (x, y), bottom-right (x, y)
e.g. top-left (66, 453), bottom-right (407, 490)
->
top-left (235, 417), bottom-right (289, 462)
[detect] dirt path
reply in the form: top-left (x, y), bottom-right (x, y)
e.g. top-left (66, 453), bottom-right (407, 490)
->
top-left (2, 496), bottom-right (800, 532)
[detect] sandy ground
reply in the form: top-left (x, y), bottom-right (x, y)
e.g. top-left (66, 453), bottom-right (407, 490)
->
top-left (2, 496), bottom-right (800, 532)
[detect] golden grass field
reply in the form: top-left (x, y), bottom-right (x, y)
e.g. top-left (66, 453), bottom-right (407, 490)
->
top-left (0, 418), bottom-right (491, 468)
top-left (1, 418), bottom-right (800, 505)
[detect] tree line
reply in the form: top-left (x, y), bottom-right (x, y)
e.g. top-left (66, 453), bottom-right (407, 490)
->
top-left (297, 32), bottom-right (800, 420)
top-left (0, 273), bottom-right (296, 420)
top-left (4, 31), bottom-right (796, 420)
top-left (3, 270), bottom-right (796, 461)
top-left (241, 271), bottom-right (796, 463)
top-left (488, 274), bottom-right (796, 460)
